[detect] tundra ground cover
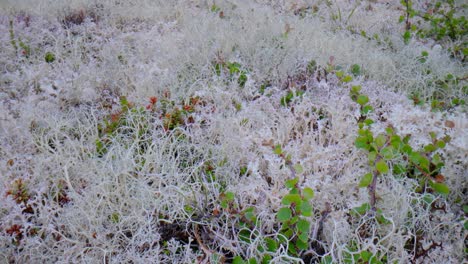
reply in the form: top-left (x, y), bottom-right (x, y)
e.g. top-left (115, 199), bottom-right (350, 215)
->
top-left (0, 0), bottom-right (466, 263)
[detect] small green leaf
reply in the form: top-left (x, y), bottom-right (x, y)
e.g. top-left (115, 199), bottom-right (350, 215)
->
top-left (225, 191), bottom-right (235, 201)
top-left (243, 207), bottom-right (256, 221)
top-left (360, 250), bottom-right (372, 261)
top-left (238, 73), bottom-right (247, 87)
top-left (265, 238), bottom-right (278, 252)
top-left (295, 239), bottom-right (308, 250)
top-left (424, 144), bottom-right (436, 152)
top-left (273, 144), bottom-right (282, 155)
top-left (232, 256), bottom-right (245, 264)
top-left (464, 220), bottom-right (468, 230)
top-left (380, 146), bottom-right (395, 160)
top-left (419, 156), bottom-right (430, 171)
top-left (351, 64), bottom-right (361, 76)
top-left (403, 30), bottom-right (411, 44)
top-left (297, 219), bottom-right (311, 234)
top-left (282, 194), bottom-right (302, 206)
top-left (289, 187), bottom-right (299, 195)
top-left (363, 118), bottom-right (374, 126)
top-left (409, 152), bottom-right (422, 164)
top-left (436, 140), bottom-right (446, 149)
top-left (402, 144), bottom-right (413, 154)
top-left (300, 201), bottom-right (313, 217)
top-left (298, 231), bottom-right (309, 243)
top-left (463, 205), bottom-right (468, 214)
top-left (359, 173), bottom-right (373, 188)
top-left (362, 105), bottom-right (373, 114)
top-left (343, 75), bottom-right (353, 83)
top-left (277, 208), bottom-right (292, 222)
top-left (285, 177), bottom-right (299, 189)
top-left (355, 136), bottom-right (369, 149)
top-left (393, 163), bottom-right (406, 175)
top-left (321, 256), bottom-right (333, 264)
top-left (352, 203), bottom-right (371, 215)
top-left (376, 160), bottom-right (389, 174)
top-left (303, 187), bottom-right (314, 200)
top-left (288, 241), bottom-right (298, 255)
top-left (351, 85), bottom-right (362, 93)
top-left (220, 200), bottom-right (229, 209)
top-left (432, 182), bottom-right (450, 195)
top-left (375, 134), bottom-right (386, 148)
top-left (293, 163), bottom-right (304, 174)
top-left (356, 95), bottom-right (369, 106)
top-left (368, 151), bottom-right (377, 163)
top-left (247, 258), bottom-right (257, 264)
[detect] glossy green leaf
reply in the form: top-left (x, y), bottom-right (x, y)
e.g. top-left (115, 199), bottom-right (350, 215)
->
top-left (365, 150), bottom-right (375, 161)
top-left (364, 118), bottom-right (374, 126)
top-left (360, 250), bottom-right (372, 261)
top-left (277, 207), bottom-right (292, 222)
top-left (375, 134), bottom-right (386, 148)
top-left (282, 194), bottom-right (302, 206)
top-left (393, 163), bottom-right (406, 175)
top-left (359, 173), bottom-right (373, 188)
top-left (233, 256), bottom-right (245, 264)
top-left (424, 144), bottom-right (436, 152)
top-left (285, 177), bottom-right (299, 189)
top-left (380, 146), bottom-right (395, 160)
top-left (343, 75), bottom-right (353, 83)
top-left (351, 64), bottom-right (361, 76)
top-left (265, 238), bottom-right (278, 252)
top-left (351, 85), bottom-right (362, 93)
top-left (436, 140), bottom-right (446, 149)
top-left (355, 136), bottom-right (369, 149)
top-left (296, 238), bottom-right (308, 250)
top-left (298, 231), bottom-right (309, 243)
top-left (300, 201), bottom-right (313, 217)
top-left (376, 160), bottom-right (389, 174)
top-left (225, 191), bottom-right (235, 201)
top-left (357, 95), bottom-right (369, 105)
top-left (303, 187), bottom-right (314, 200)
top-left (432, 182), bottom-right (450, 195)
top-left (297, 219), bottom-right (310, 234)
top-left (362, 105), bottom-right (373, 114)
top-left (273, 144), bottom-right (282, 155)
top-left (463, 205), bottom-right (468, 214)
top-left (352, 203), bottom-right (371, 215)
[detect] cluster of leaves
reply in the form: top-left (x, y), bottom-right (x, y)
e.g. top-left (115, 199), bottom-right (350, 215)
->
top-left (350, 83), bottom-right (451, 212)
top-left (399, 0), bottom-right (467, 60)
top-left (227, 178), bottom-right (314, 263)
top-left (204, 145), bottom-right (314, 263)
top-left (321, 238), bottom-right (388, 264)
top-left (409, 51), bottom-right (466, 111)
top-left (214, 61), bottom-right (248, 87)
top-left (96, 95), bottom-right (201, 156)
top-left (96, 96), bottom-right (150, 157)
top-left (280, 90), bottom-right (304, 107)
top-left (4, 177), bottom-right (70, 246)
top-left (275, 177), bottom-right (314, 256)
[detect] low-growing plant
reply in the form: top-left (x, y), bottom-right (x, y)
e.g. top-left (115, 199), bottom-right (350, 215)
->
top-left (214, 60), bottom-right (248, 87)
top-left (350, 82), bottom-right (451, 212)
top-left (399, 0), bottom-right (467, 60)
